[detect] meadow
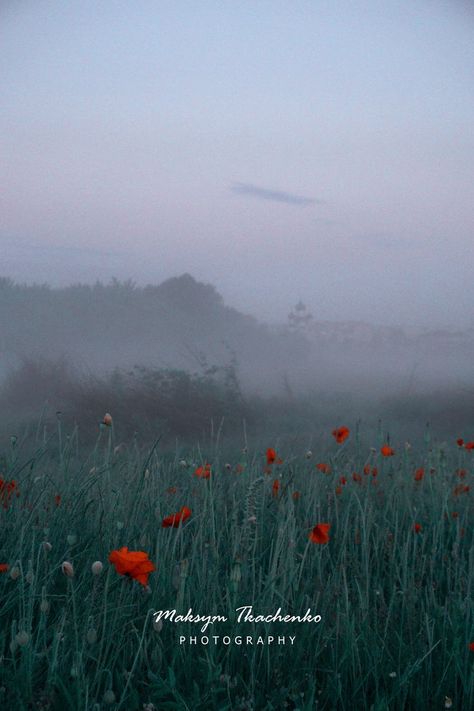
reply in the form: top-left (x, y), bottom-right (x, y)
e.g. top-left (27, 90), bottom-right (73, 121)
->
top-left (0, 416), bottom-right (473, 711)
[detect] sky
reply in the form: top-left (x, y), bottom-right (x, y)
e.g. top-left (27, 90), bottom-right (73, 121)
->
top-left (1, 0), bottom-right (474, 328)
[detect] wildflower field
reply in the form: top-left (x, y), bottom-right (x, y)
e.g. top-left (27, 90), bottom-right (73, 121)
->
top-left (0, 418), bottom-right (473, 711)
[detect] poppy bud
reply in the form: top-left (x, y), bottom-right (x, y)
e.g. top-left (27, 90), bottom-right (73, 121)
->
top-left (61, 561), bottom-right (74, 578)
top-left (230, 562), bottom-right (241, 585)
top-left (103, 413), bottom-right (113, 427)
top-left (153, 617), bottom-right (163, 633)
top-left (9, 566), bottom-right (21, 580)
top-left (91, 561), bottom-right (103, 576)
top-left (15, 631), bottom-right (30, 647)
top-left (103, 690), bottom-right (116, 705)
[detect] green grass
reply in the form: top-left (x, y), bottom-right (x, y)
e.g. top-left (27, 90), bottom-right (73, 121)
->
top-left (0, 420), bottom-right (473, 710)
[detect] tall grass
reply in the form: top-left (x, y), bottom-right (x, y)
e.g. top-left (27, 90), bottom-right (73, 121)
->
top-left (0, 420), bottom-right (472, 710)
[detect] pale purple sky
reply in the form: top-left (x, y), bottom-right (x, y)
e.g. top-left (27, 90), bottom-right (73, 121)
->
top-left (1, 1), bottom-right (473, 327)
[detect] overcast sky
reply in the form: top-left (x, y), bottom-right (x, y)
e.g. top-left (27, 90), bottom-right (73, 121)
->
top-left (1, 1), bottom-right (473, 328)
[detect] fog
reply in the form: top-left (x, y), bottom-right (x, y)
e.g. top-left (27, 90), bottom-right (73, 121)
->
top-left (1, 2), bottom-right (473, 439)
top-left (0, 274), bottom-right (473, 441)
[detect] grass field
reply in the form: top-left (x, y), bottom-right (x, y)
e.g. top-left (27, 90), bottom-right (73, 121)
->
top-left (0, 417), bottom-right (473, 710)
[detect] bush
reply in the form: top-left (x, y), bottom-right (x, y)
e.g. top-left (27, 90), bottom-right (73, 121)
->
top-left (0, 358), bottom-right (252, 441)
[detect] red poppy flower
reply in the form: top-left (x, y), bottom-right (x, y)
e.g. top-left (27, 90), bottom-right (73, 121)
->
top-left (266, 448), bottom-right (276, 465)
top-left (352, 472), bottom-right (362, 483)
top-left (381, 445), bottom-right (395, 457)
top-left (0, 563), bottom-right (9, 573)
top-left (292, 491), bottom-right (301, 500)
top-left (0, 479), bottom-right (19, 509)
top-left (316, 463), bottom-right (331, 474)
top-left (456, 469), bottom-right (467, 479)
top-left (452, 511), bottom-right (459, 519)
top-left (162, 506), bottom-right (191, 528)
top-left (372, 467), bottom-right (378, 477)
top-left (194, 464), bottom-right (211, 479)
top-left (108, 547), bottom-right (155, 587)
top-left (469, 642), bottom-right (474, 652)
top-left (457, 438), bottom-right (464, 447)
top-left (54, 494), bottom-right (61, 507)
top-left (272, 479), bottom-right (280, 498)
top-left (414, 468), bottom-right (424, 482)
top-left (363, 464), bottom-right (370, 475)
top-left (453, 484), bottom-right (470, 496)
top-left (465, 442), bottom-right (474, 450)
top-left (266, 448), bottom-right (283, 465)
top-left (332, 426), bottom-right (350, 444)
top-left (339, 476), bottom-right (347, 486)
top-left (309, 523), bottom-right (330, 544)
top-left (335, 485), bottom-right (343, 496)
top-left (413, 523), bottom-right (422, 533)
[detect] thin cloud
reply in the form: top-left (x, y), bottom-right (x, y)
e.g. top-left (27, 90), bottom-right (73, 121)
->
top-left (231, 182), bottom-right (323, 207)
top-left (3, 237), bottom-right (124, 258)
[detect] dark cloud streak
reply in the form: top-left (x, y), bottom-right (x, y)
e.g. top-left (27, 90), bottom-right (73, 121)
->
top-left (231, 182), bottom-right (323, 207)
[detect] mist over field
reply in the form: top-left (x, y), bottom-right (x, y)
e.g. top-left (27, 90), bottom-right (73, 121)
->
top-left (1, 273), bottom-right (473, 442)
